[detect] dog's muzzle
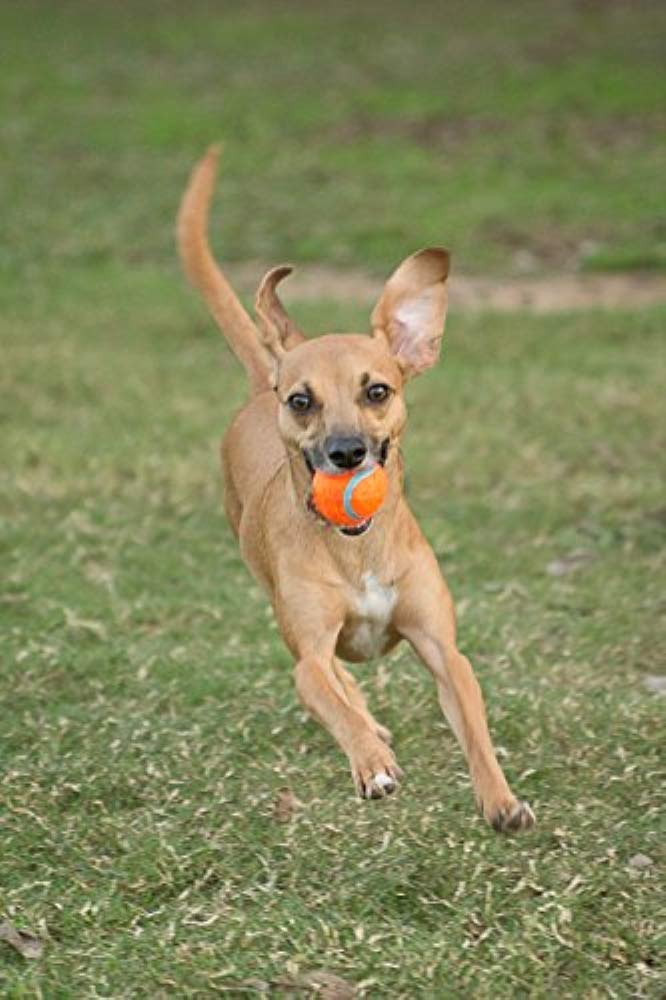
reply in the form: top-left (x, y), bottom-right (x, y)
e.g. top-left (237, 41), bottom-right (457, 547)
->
top-left (303, 437), bottom-right (390, 477)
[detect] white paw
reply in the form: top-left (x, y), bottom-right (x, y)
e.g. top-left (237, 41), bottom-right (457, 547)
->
top-left (491, 799), bottom-right (536, 833)
top-left (365, 771), bottom-right (397, 799)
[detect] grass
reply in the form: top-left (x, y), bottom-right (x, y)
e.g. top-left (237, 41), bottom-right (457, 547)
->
top-left (2, 275), bottom-right (665, 994)
top-left (1, 0), bottom-right (665, 280)
top-left (1, 0), bottom-right (665, 995)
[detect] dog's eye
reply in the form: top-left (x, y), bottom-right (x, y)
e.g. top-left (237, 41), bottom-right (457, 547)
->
top-left (287, 392), bottom-right (313, 413)
top-left (366, 383), bottom-right (391, 404)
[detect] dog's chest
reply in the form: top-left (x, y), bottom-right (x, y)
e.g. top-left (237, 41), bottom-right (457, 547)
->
top-left (342, 572), bottom-right (397, 660)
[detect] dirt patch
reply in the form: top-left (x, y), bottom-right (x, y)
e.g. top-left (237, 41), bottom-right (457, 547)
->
top-left (329, 114), bottom-right (501, 150)
top-left (226, 262), bottom-right (666, 313)
top-left (325, 112), bottom-right (664, 155)
top-left (451, 272), bottom-right (666, 312)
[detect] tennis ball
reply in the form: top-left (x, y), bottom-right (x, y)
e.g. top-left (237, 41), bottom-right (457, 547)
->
top-left (311, 464), bottom-right (388, 528)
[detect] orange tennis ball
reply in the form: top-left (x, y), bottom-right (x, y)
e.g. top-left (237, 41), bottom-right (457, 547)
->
top-left (311, 464), bottom-right (388, 528)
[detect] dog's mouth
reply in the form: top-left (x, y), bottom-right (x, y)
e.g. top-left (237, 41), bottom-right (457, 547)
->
top-left (339, 519), bottom-right (372, 537)
top-left (306, 490), bottom-right (374, 536)
top-left (303, 438), bottom-right (389, 538)
top-left (303, 450), bottom-right (316, 477)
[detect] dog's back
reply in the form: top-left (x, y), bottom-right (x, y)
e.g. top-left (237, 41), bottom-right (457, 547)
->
top-left (221, 392), bottom-right (284, 535)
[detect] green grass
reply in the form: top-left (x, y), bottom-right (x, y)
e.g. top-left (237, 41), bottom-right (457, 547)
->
top-left (2, 1), bottom-right (665, 994)
top-left (1, 0), bottom-right (665, 280)
top-left (2, 267), bottom-right (665, 993)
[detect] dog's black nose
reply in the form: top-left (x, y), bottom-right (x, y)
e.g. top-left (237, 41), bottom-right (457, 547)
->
top-left (325, 435), bottom-right (367, 470)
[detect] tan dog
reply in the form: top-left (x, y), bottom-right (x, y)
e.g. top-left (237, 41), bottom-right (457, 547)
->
top-left (177, 147), bottom-right (535, 832)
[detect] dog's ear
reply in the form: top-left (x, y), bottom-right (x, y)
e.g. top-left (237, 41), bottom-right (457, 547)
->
top-left (255, 265), bottom-right (306, 361)
top-left (371, 248), bottom-right (450, 377)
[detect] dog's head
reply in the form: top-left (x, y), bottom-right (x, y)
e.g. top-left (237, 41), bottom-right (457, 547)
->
top-left (255, 249), bottom-right (450, 476)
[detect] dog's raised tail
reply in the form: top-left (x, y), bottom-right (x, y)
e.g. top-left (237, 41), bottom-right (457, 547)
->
top-left (177, 146), bottom-right (271, 393)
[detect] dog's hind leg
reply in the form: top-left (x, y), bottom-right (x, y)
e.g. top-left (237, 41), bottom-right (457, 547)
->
top-left (221, 444), bottom-right (242, 537)
top-left (332, 660), bottom-right (392, 745)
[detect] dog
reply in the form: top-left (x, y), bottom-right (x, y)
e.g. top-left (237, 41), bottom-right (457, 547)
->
top-left (177, 146), bottom-right (535, 833)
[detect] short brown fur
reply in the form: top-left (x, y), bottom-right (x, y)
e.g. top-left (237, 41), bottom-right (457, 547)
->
top-left (177, 147), bottom-right (535, 831)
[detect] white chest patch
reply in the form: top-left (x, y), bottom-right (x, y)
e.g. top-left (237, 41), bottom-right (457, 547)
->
top-left (347, 573), bottom-right (397, 658)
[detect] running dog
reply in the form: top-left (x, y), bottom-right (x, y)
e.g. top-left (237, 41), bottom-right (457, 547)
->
top-left (177, 147), bottom-right (535, 832)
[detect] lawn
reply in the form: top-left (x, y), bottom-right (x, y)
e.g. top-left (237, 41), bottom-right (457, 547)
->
top-left (3, 287), bottom-right (665, 994)
top-left (1, 1), bottom-right (665, 997)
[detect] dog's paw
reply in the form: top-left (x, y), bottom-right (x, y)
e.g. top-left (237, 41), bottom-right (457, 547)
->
top-left (490, 799), bottom-right (536, 834)
top-left (364, 770), bottom-right (398, 799)
top-left (350, 736), bottom-right (402, 800)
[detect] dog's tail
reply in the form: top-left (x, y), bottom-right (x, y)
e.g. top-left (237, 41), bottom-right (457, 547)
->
top-left (177, 146), bottom-right (271, 393)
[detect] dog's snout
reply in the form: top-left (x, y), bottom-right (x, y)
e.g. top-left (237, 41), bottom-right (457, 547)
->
top-left (325, 435), bottom-right (367, 470)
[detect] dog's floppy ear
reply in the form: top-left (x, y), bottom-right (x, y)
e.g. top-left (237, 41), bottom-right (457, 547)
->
top-left (255, 265), bottom-right (306, 360)
top-left (371, 248), bottom-right (450, 377)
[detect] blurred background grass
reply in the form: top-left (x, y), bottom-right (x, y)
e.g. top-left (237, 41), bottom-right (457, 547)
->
top-left (2, 0), bottom-right (665, 283)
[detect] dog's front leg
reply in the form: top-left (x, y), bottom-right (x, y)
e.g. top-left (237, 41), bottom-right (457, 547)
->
top-left (396, 553), bottom-right (535, 832)
top-left (284, 611), bottom-right (401, 798)
top-left (294, 651), bottom-right (402, 799)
